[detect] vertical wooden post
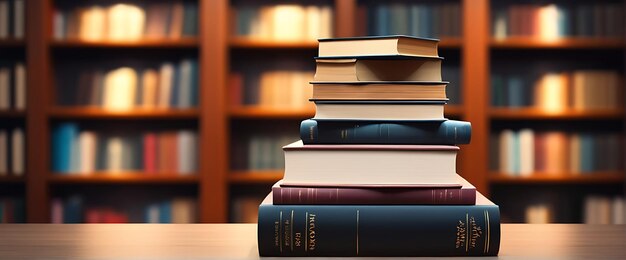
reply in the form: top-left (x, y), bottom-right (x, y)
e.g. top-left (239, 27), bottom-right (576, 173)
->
top-left (335, 0), bottom-right (356, 37)
top-left (461, 0), bottom-right (490, 195)
top-left (199, 0), bottom-right (228, 222)
top-left (26, 0), bottom-right (51, 222)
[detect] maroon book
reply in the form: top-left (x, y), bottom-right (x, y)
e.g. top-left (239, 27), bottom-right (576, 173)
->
top-left (272, 175), bottom-right (476, 205)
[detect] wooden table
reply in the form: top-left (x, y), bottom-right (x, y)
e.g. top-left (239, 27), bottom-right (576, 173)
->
top-left (0, 224), bottom-right (624, 259)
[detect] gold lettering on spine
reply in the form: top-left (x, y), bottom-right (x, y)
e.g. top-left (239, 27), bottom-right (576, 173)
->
top-left (465, 214), bottom-right (469, 252)
top-left (356, 210), bottom-right (360, 256)
top-left (486, 210), bottom-right (491, 253)
top-left (305, 212), bottom-right (308, 252)
top-left (290, 210), bottom-right (294, 252)
top-left (279, 211), bottom-right (283, 253)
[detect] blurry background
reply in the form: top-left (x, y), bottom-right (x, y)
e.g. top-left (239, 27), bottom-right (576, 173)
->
top-left (0, 0), bottom-right (624, 224)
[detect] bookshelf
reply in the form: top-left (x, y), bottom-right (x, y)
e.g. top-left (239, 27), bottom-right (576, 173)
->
top-left (11, 0), bottom-right (626, 223)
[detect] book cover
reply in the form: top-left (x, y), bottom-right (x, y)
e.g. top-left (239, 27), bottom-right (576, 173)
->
top-left (300, 119), bottom-right (470, 145)
top-left (258, 192), bottom-right (500, 256)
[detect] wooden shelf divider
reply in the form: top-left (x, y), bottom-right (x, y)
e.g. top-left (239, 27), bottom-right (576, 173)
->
top-left (48, 108), bottom-right (199, 120)
top-left (229, 171), bottom-right (284, 184)
top-left (49, 39), bottom-right (199, 49)
top-left (490, 37), bottom-right (625, 49)
top-left (489, 172), bottom-right (625, 184)
top-left (47, 174), bottom-right (199, 184)
top-left (489, 108), bottom-right (624, 120)
top-left (0, 175), bottom-right (26, 183)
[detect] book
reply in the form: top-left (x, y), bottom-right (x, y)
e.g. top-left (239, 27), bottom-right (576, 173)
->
top-left (12, 0), bottom-right (24, 39)
top-left (13, 62), bottom-right (25, 110)
top-left (318, 35), bottom-right (439, 58)
top-left (0, 67), bottom-right (8, 109)
top-left (10, 128), bottom-right (24, 176)
top-left (272, 175), bottom-right (476, 205)
top-left (103, 67), bottom-right (137, 111)
top-left (51, 123), bottom-right (78, 173)
top-left (313, 57), bottom-right (442, 82)
top-left (168, 1), bottom-right (184, 39)
top-left (258, 191), bottom-right (500, 256)
top-left (312, 100), bottom-right (445, 120)
top-left (300, 119), bottom-right (471, 145)
top-left (0, 1), bottom-right (7, 38)
top-left (157, 63), bottom-right (175, 108)
top-left (310, 81), bottom-right (447, 100)
top-left (0, 130), bottom-right (6, 175)
top-left (78, 131), bottom-right (97, 173)
top-left (282, 140), bottom-right (460, 187)
top-left (107, 4), bottom-right (145, 41)
top-left (78, 6), bottom-right (106, 41)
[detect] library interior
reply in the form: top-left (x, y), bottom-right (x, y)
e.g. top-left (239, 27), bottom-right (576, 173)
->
top-left (0, 0), bottom-right (624, 228)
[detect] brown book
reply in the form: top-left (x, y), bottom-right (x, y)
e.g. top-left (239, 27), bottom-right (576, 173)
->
top-left (318, 35), bottom-right (439, 58)
top-left (542, 132), bottom-right (568, 174)
top-left (272, 175), bottom-right (476, 205)
top-left (313, 57), bottom-right (442, 82)
top-left (168, 1), bottom-right (184, 39)
top-left (310, 82), bottom-right (447, 100)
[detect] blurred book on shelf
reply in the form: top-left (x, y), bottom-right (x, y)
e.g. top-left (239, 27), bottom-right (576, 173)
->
top-left (492, 2), bottom-right (624, 40)
top-left (0, 62), bottom-right (26, 111)
top-left (231, 4), bottom-right (333, 42)
top-left (357, 2), bottom-right (461, 38)
top-left (55, 58), bottom-right (198, 110)
top-left (51, 195), bottom-right (196, 223)
top-left (0, 127), bottom-right (24, 177)
top-left (230, 195), bottom-right (263, 223)
top-left (231, 133), bottom-right (298, 171)
top-left (491, 70), bottom-right (623, 111)
top-left (51, 123), bottom-right (197, 175)
top-left (525, 203), bottom-right (552, 223)
top-left (492, 129), bottom-right (623, 176)
top-left (0, 197), bottom-right (25, 223)
top-left (229, 70), bottom-right (313, 109)
top-left (53, 1), bottom-right (198, 41)
top-left (0, 0), bottom-right (24, 40)
top-left (584, 196), bottom-right (625, 224)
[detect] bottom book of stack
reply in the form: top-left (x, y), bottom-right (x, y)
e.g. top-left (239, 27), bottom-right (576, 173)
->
top-left (258, 180), bottom-right (500, 257)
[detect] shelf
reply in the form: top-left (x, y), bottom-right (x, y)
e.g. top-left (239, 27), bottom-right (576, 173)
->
top-left (229, 38), bottom-right (318, 49)
top-left (229, 171), bottom-right (284, 184)
top-left (0, 39), bottom-right (25, 47)
top-left (48, 108), bottom-right (199, 120)
top-left (490, 108), bottom-right (624, 120)
top-left (489, 172), bottom-right (625, 184)
top-left (50, 38), bottom-right (199, 49)
top-left (0, 110), bottom-right (26, 118)
top-left (48, 173), bottom-right (199, 184)
top-left (229, 107), bottom-right (315, 119)
top-left (438, 37), bottom-right (463, 48)
top-left (444, 105), bottom-right (464, 117)
top-left (490, 37), bottom-right (625, 49)
top-left (0, 175), bottom-right (25, 183)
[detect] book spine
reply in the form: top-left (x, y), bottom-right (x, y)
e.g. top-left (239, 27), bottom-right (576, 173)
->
top-left (272, 186), bottom-right (476, 205)
top-left (300, 119), bottom-right (471, 145)
top-left (258, 204), bottom-right (500, 256)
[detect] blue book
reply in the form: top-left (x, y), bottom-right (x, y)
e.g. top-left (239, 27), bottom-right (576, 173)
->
top-left (418, 6), bottom-right (431, 38)
top-left (580, 134), bottom-right (594, 173)
top-left (170, 61), bottom-right (181, 107)
top-left (159, 201), bottom-right (172, 223)
top-left (182, 2), bottom-right (198, 36)
top-left (389, 3), bottom-right (408, 35)
top-left (258, 192), bottom-right (500, 256)
top-left (409, 5), bottom-right (420, 36)
top-left (51, 123), bottom-right (79, 173)
top-left (557, 5), bottom-right (571, 37)
top-left (300, 119), bottom-right (471, 145)
top-left (375, 5), bottom-right (389, 35)
top-left (63, 195), bottom-right (83, 223)
top-left (507, 77), bottom-right (525, 107)
top-left (189, 59), bottom-right (199, 107)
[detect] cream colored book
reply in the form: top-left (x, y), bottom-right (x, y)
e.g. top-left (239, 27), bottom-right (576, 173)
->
top-left (314, 58), bottom-right (442, 82)
top-left (318, 6), bottom-right (333, 39)
top-left (107, 4), bottom-right (145, 41)
top-left (282, 140), bottom-right (460, 187)
top-left (78, 6), bottom-right (106, 42)
top-left (272, 5), bottom-right (304, 41)
top-left (304, 6), bottom-right (321, 41)
top-left (171, 198), bottom-right (196, 223)
top-left (141, 69), bottom-right (159, 108)
top-left (14, 62), bottom-right (26, 110)
top-left (534, 73), bottom-right (568, 113)
top-left (11, 128), bottom-right (24, 176)
top-left (312, 101), bottom-right (445, 121)
top-left (518, 128), bottom-right (534, 176)
top-left (318, 35), bottom-right (439, 58)
top-left (106, 136), bottom-right (123, 171)
top-left (311, 82), bottom-right (447, 100)
top-left (499, 130), bottom-right (513, 174)
top-left (0, 68), bottom-right (9, 109)
top-left (79, 131), bottom-right (97, 174)
top-left (103, 67), bottom-right (137, 111)
top-left (537, 4), bottom-right (558, 41)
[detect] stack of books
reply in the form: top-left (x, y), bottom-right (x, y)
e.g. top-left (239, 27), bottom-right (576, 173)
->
top-left (257, 36), bottom-right (501, 257)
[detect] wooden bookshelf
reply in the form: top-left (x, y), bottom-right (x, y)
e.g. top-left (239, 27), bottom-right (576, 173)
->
top-left (229, 171), bottom-right (284, 184)
top-left (490, 37), bottom-right (625, 49)
top-left (489, 108), bottom-right (624, 120)
top-left (489, 172), bottom-right (625, 184)
top-left (0, 175), bottom-right (25, 183)
top-left (48, 108), bottom-right (199, 120)
top-left (229, 107), bottom-right (315, 119)
top-left (49, 39), bottom-right (199, 49)
top-left (47, 174), bottom-right (199, 184)
top-left (14, 0), bottom-right (626, 224)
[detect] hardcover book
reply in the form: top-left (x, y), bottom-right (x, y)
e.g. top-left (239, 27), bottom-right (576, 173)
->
top-left (282, 140), bottom-right (460, 187)
top-left (312, 100), bottom-right (445, 120)
top-left (310, 81), bottom-right (447, 100)
top-left (258, 191), bottom-right (500, 256)
top-left (313, 57), bottom-right (442, 82)
top-left (318, 35), bottom-right (439, 58)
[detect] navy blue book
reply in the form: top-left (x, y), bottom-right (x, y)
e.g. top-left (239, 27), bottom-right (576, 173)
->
top-left (258, 192), bottom-right (500, 257)
top-left (300, 119), bottom-right (471, 145)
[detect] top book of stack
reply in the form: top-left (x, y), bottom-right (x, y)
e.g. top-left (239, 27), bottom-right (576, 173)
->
top-left (318, 35), bottom-right (439, 58)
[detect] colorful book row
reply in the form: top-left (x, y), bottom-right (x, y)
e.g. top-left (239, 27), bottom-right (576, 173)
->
top-left (51, 195), bottom-right (196, 223)
top-left (230, 133), bottom-right (299, 171)
top-left (232, 4), bottom-right (333, 41)
top-left (493, 3), bottom-right (624, 39)
top-left (491, 71), bottom-right (623, 110)
top-left (0, 128), bottom-right (24, 176)
top-left (53, 1), bottom-right (197, 41)
top-left (229, 71), bottom-right (314, 109)
top-left (56, 59), bottom-right (198, 110)
top-left (52, 123), bottom-right (197, 175)
top-left (0, 0), bottom-right (24, 39)
top-left (0, 197), bottom-right (25, 223)
top-left (0, 62), bottom-right (26, 110)
top-left (584, 196), bottom-right (625, 224)
top-left (358, 3), bottom-right (461, 38)
top-left (491, 130), bottom-right (623, 175)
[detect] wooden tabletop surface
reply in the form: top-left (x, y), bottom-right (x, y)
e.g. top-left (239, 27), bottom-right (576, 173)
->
top-left (0, 224), bottom-right (624, 259)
